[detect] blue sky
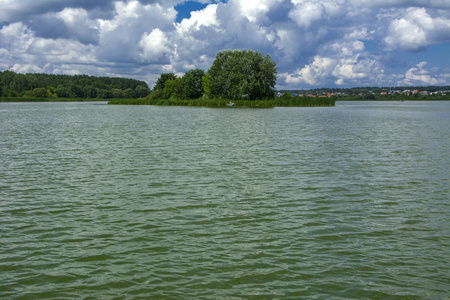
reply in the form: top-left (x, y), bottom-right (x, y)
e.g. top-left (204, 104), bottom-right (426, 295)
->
top-left (0, 0), bottom-right (449, 89)
top-left (175, 1), bottom-right (210, 22)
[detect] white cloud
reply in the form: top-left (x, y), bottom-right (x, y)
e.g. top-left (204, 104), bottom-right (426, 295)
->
top-left (282, 54), bottom-right (383, 87)
top-left (177, 4), bottom-right (219, 32)
top-left (348, 0), bottom-right (450, 9)
top-left (11, 64), bottom-right (44, 73)
top-left (280, 38), bottom-right (384, 87)
top-left (235, 0), bottom-right (280, 23)
top-left (96, 1), bottom-right (177, 63)
top-left (384, 7), bottom-right (450, 51)
top-left (0, 20), bottom-right (97, 74)
top-left (398, 61), bottom-right (439, 85)
top-left (56, 8), bottom-right (99, 44)
top-left (139, 29), bottom-right (171, 62)
top-left (0, 22), bottom-right (34, 53)
top-left (344, 28), bottom-right (374, 40)
top-left (289, 2), bottom-right (325, 28)
top-left (283, 56), bottom-right (335, 85)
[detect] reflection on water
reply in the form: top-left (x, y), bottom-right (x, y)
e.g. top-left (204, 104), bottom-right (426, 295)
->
top-left (0, 101), bottom-right (449, 298)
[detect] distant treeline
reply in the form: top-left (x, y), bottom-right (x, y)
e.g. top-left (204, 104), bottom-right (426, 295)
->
top-left (283, 86), bottom-right (450, 94)
top-left (0, 70), bottom-right (150, 99)
top-left (281, 85), bottom-right (450, 101)
top-left (344, 93), bottom-right (450, 101)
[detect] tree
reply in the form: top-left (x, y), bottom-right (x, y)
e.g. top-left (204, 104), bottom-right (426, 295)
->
top-left (164, 77), bottom-right (184, 99)
top-left (55, 85), bottom-right (71, 98)
top-left (70, 84), bottom-right (83, 98)
top-left (124, 88), bottom-right (136, 98)
top-left (135, 85), bottom-right (150, 98)
top-left (97, 89), bottom-right (112, 99)
top-left (206, 49), bottom-right (277, 100)
top-left (183, 69), bottom-right (205, 99)
top-left (0, 70), bottom-right (149, 99)
top-left (111, 89), bottom-right (124, 98)
top-left (32, 87), bottom-right (48, 98)
top-left (83, 85), bottom-right (96, 98)
top-left (153, 73), bottom-right (177, 92)
top-left (202, 74), bottom-right (212, 98)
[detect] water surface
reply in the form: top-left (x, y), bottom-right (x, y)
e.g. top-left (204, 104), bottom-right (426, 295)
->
top-left (1, 101), bottom-right (449, 299)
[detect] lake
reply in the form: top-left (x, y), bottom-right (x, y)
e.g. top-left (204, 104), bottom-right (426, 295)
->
top-left (0, 101), bottom-right (449, 299)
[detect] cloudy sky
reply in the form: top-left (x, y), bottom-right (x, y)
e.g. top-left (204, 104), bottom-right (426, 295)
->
top-left (1, 0), bottom-right (449, 89)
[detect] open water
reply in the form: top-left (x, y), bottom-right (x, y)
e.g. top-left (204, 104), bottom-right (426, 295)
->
top-left (0, 101), bottom-right (449, 299)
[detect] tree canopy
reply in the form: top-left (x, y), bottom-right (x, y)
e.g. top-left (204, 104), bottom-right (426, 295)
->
top-left (204, 49), bottom-right (277, 100)
top-left (153, 73), bottom-right (177, 92)
top-left (151, 69), bottom-right (205, 100)
top-left (0, 70), bottom-right (150, 99)
top-left (183, 69), bottom-right (205, 99)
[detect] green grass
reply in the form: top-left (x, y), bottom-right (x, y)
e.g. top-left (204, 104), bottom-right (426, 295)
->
top-left (1, 96), bottom-right (336, 107)
top-left (108, 97), bottom-right (336, 107)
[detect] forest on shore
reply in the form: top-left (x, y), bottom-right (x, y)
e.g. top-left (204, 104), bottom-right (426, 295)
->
top-left (0, 70), bottom-right (150, 99)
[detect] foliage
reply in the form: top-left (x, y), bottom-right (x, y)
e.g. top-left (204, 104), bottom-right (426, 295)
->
top-left (153, 73), bottom-right (177, 92)
top-left (0, 70), bottom-right (149, 99)
top-left (202, 74), bottom-right (212, 98)
top-left (164, 77), bottom-right (185, 99)
top-left (183, 69), bottom-right (205, 99)
top-left (109, 96), bottom-right (335, 107)
top-left (206, 49), bottom-right (277, 100)
top-left (135, 85), bottom-right (150, 98)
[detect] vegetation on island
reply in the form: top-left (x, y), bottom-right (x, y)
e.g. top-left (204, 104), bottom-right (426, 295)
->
top-left (0, 70), bottom-right (150, 100)
top-left (110, 49), bottom-right (334, 107)
top-left (134, 49), bottom-right (279, 104)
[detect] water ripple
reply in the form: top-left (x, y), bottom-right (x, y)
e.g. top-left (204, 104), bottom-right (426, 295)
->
top-left (0, 101), bottom-right (449, 299)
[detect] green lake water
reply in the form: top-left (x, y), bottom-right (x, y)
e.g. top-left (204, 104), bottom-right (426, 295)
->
top-left (0, 101), bottom-right (449, 299)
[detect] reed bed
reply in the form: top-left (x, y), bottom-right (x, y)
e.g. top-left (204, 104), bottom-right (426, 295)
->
top-left (108, 97), bottom-right (335, 107)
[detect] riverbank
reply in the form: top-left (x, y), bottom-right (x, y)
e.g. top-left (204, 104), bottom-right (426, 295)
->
top-left (0, 97), bottom-right (105, 102)
top-left (108, 97), bottom-right (336, 107)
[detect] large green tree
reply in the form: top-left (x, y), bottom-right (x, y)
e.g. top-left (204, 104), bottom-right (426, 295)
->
top-left (164, 77), bottom-right (185, 99)
top-left (153, 73), bottom-right (177, 92)
top-left (205, 49), bottom-right (277, 100)
top-left (183, 69), bottom-right (205, 99)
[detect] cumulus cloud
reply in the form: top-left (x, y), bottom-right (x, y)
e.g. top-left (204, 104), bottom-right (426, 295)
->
top-left (177, 3), bottom-right (219, 31)
top-left (0, 0), bottom-right (449, 88)
top-left (384, 8), bottom-right (450, 51)
top-left (348, 0), bottom-right (450, 9)
top-left (289, 2), bottom-right (325, 28)
top-left (56, 8), bottom-right (99, 44)
top-left (398, 61), bottom-right (439, 86)
top-left (96, 1), bottom-right (177, 64)
top-left (0, 21), bottom-right (96, 75)
top-left (281, 39), bottom-right (384, 87)
top-left (139, 29), bottom-right (171, 62)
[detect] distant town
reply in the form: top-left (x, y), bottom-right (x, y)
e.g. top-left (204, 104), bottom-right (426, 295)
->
top-left (278, 86), bottom-right (450, 100)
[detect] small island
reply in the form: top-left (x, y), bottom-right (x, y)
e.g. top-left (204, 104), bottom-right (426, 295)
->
top-left (109, 50), bottom-right (335, 107)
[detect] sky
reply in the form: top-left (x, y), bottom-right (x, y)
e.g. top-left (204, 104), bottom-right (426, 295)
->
top-left (0, 0), bottom-right (449, 89)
